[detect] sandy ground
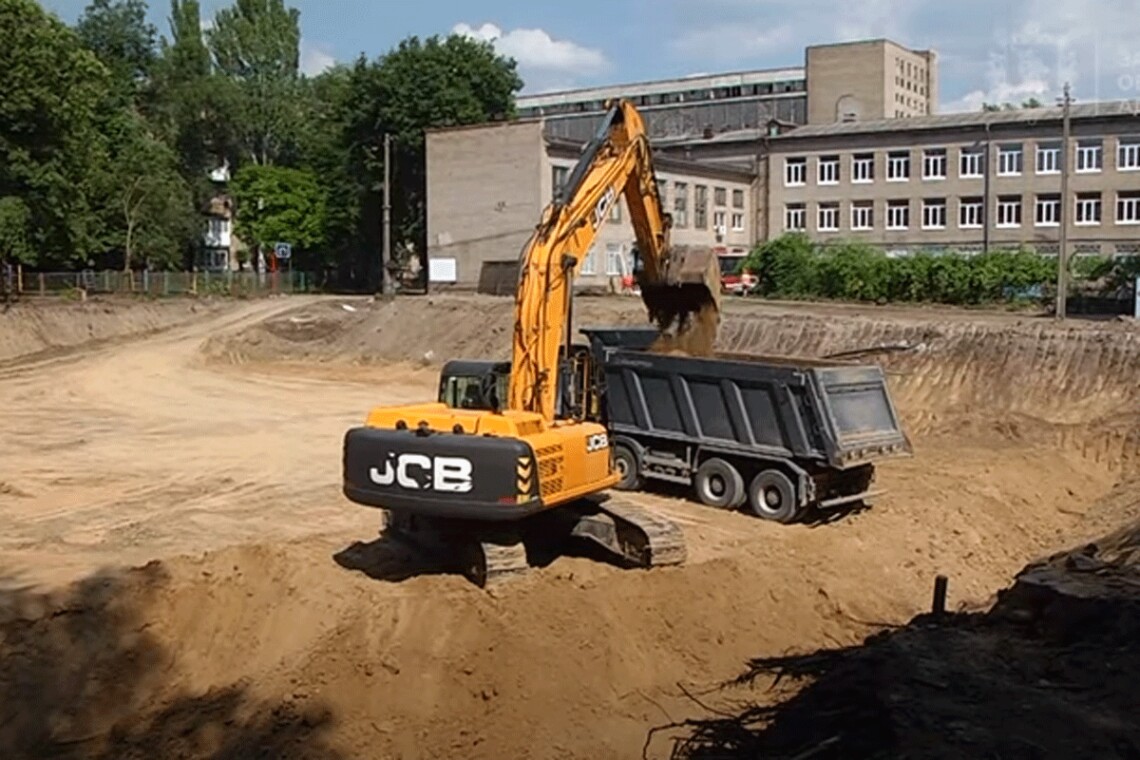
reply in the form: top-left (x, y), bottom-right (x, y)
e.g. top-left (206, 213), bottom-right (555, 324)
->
top-left (0, 293), bottom-right (1137, 759)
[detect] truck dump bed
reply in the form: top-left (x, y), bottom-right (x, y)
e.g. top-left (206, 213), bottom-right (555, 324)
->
top-left (581, 327), bottom-right (911, 470)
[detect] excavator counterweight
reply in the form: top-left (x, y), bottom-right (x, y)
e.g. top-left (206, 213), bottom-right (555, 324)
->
top-left (341, 98), bottom-right (716, 586)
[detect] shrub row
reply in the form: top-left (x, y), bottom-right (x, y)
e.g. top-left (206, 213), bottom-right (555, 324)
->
top-left (740, 234), bottom-right (1081, 305)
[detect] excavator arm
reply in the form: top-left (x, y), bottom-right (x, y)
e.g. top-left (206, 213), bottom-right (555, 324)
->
top-left (509, 98), bottom-right (722, 421)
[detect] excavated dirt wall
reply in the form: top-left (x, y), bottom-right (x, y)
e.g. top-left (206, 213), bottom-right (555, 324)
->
top-left (2, 294), bottom-right (1138, 760)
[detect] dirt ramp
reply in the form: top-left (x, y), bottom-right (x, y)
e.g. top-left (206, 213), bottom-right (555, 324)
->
top-left (0, 298), bottom-right (232, 365)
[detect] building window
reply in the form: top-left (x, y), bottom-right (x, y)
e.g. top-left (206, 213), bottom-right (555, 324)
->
top-left (851, 201), bottom-right (874, 230)
top-left (785, 203), bottom-right (805, 231)
top-left (673, 182), bottom-right (688, 227)
top-left (732, 189), bottom-right (744, 208)
top-left (960, 148), bottom-right (984, 178)
top-left (1117, 191), bottom-right (1140, 224)
top-left (1118, 138), bottom-right (1140, 171)
top-left (922, 198), bottom-right (946, 229)
top-left (959, 197), bottom-right (983, 228)
top-left (605, 244), bottom-right (626, 275)
top-left (886, 199), bottom-right (909, 229)
top-left (1076, 139), bottom-right (1102, 173)
top-left (714, 187), bottom-right (727, 206)
top-left (1075, 192), bottom-right (1101, 225)
top-left (552, 165), bottom-right (569, 200)
top-left (713, 210), bottom-right (726, 231)
top-left (1036, 142), bottom-right (1060, 174)
top-left (997, 144), bottom-right (1023, 176)
top-left (997, 195), bottom-right (1021, 227)
top-left (581, 244), bottom-right (597, 275)
top-left (731, 212), bottom-right (745, 231)
top-left (887, 151), bottom-right (910, 181)
top-left (785, 157), bottom-right (806, 186)
top-left (818, 202), bottom-right (840, 231)
top-left (694, 185), bottom-right (708, 229)
top-left (656, 179), bottom-right (668, 206)
top-left (851, 153), bottom-right (874, 183)
top-left (1035, 194), bottom-right (1060, 226)
top-left (922, 148), bottom-right (947, 179)
top-left (818, 155), bottom-right (840, 185)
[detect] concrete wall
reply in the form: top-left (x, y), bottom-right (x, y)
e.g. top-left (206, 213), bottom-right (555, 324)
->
top-left (426, 120), bottom-right (546, 286)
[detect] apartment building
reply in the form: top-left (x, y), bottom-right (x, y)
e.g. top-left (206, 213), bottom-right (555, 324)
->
top-left (763, 101), bottom-right (1140, 257)
top-left (517, 38), bottom-right (938, 143)
top-left (424, 118), bottom-right (757, 289)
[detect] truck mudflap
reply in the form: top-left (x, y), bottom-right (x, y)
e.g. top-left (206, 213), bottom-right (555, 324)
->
top-left (342, 426), bottom-right (547, 521)
top-left (811, 366), bottom-right (912, 468)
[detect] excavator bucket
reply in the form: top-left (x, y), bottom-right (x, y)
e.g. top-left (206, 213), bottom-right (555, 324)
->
top-left (637, 247), bottom-right (723, 356)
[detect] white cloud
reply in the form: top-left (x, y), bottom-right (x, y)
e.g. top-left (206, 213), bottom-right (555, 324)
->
top-left (300, 41), bottom-right (336, 76)
top-left (452, 22), bottom-right (607, 91)
top-left (672, 23), bottom-right (795, 63)
top-left (665, 0), bottom-right (1140, 114)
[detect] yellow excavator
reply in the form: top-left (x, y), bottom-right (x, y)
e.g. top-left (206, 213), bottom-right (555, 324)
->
top-left (341, 98), bottom-right (722, 585)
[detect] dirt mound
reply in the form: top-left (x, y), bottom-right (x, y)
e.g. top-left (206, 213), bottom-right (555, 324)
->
top-left (665, 482), bottom-right (1140, 760)
top-left (0, 535), bottom-right (905, 760)
top-left (0, 297), bottom-right (232, 365)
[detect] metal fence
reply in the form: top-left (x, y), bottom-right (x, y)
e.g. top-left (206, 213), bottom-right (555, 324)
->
top-left (10, 269), bottom-right (315, 299)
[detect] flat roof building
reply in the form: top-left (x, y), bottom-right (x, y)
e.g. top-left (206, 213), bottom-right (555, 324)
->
top-left (425, 118), bottom-right (757, 289)
top-left (516, 39), bottom-right (939, 143)
top-left (758, 101), bottom-right (1140, 257)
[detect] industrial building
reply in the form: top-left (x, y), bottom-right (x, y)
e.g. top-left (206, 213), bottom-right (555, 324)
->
top-left (517, 39), bottom-right (938, 142)
top-left (424, 118), bottom-right (756, 289)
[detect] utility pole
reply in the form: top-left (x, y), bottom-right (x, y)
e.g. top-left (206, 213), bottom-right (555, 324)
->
top-left (1056, 82), bottom-right (1072, 320)
top-left (381, 132), bottom-right (395, 299)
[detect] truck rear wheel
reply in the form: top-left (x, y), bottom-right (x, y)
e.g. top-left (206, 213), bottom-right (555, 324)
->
top-left (747, 469), bottom-right (800, 523)
top-left (612, 443), bottom-right (643, 490)
top-left (694, 458), bottom-right (745, 510)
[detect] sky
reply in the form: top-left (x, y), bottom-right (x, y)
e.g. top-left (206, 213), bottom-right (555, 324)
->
top-left (40, 0), bottom-right (1140, 113)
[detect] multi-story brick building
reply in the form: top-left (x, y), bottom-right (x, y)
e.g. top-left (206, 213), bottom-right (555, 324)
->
top-left (424, 118), bottom-right (756, 289)
top-left (759, 101), bottom-right (1140, 257)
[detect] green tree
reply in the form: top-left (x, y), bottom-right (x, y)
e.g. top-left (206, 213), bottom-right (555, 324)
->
top-left (96, 111), bottom-right (196, 270)
top-left (0, 197), bottom-right (33, 264)
top-left (229, 164), bottom-right (326, 261)
top-left (0, 0), bottom-right (109, 266)
top-left (75, 0), bottom-right (157, 106)
top-left (206, 0), bottom-right (303, 166)
top-left (341, 34), bottom-right (522, 286)
top-left (153, 0), bottom-right (236, 181)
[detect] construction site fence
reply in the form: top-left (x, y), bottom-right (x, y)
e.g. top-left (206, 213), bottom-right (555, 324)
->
top-left (10, 270), bottom-right (316, 299)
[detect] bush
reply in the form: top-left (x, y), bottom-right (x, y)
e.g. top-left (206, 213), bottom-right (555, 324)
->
top-left (741, 235), bottom-right (1060, 306)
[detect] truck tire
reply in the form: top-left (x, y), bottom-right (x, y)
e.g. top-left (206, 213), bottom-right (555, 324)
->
top-left (747, 469), bottom-right (800, 523)
top-left (612, 443), bottom-right (643, 490)
top-left (694, 458), bottom-right (745, 510)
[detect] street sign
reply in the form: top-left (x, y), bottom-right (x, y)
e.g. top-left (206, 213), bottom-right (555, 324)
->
top-left (274, 242), bottom-right (292, 260)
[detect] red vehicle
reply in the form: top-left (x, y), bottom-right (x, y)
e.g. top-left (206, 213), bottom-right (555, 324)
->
top-left (715, 247), bottom-right (757, 294)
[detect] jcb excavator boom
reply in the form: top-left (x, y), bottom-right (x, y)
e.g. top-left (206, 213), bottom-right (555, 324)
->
top-left (510, 99), bottom-right (721, 421)
top-left (340, 98), bottom-right (719, 586)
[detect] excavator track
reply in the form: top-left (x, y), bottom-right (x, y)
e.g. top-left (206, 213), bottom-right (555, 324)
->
top-left (382, 511), bottom-right (530, 587)
top-left (567, 495), bottom-right (687, 568)
top-left (380, 495), bottom-right (686, 588)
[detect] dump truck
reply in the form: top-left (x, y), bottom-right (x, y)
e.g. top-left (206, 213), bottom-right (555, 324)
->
top-left (436, 326), bottom-right (912, 524)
